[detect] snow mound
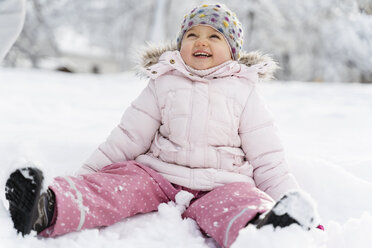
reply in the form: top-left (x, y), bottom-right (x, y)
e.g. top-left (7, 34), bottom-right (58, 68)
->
top-left (175, 190), bottom-right (195, 213)
top-left (232, 224), bottom-right (326, 248)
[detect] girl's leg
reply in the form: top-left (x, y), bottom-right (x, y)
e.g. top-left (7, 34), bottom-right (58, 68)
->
top-left (182, 182), bottom-right (274, 248)
top-left (40, 161), bottom-right (179, 237)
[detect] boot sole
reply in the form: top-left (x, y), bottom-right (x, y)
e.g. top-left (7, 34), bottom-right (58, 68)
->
top-left (256, 190), bottom-right (317, 230)
top-left (257, 192), bottom-right (303, 229)
top-left (256, 206), bottom-right (299, 229)
top-left (5, 167), bottom-right (44, 235)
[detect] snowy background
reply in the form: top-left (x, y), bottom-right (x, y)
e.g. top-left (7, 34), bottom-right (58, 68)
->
top-left (1, 68), bottom-right (372, 247)
top-left (2, 0), bottom-right (372, 82)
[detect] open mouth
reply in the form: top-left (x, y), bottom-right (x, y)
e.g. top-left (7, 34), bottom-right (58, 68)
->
top-left (193, 52), bottom-right (212, 58)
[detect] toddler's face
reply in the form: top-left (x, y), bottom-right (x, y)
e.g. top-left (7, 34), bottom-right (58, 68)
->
top-left (180, 25), bottom-right (232, 70)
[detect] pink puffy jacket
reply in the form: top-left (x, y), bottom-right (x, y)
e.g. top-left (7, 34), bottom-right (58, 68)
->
top-left (78, 45), bottom-right (299, 201)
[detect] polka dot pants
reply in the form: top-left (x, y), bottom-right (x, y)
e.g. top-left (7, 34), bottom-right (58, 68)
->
top-left (183, 182), bottom-right (274, 248)
top-left (39, 161), bottom-right (274, 248)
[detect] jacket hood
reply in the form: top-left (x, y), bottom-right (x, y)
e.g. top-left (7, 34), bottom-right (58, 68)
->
top-left (136, 42), bottom-right (278, 80)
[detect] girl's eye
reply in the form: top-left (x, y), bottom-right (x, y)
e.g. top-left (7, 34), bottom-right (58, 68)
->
top-left (186, 33), bottom-right (197, 38)
top-left (210, 34), bottom-right (220, 39)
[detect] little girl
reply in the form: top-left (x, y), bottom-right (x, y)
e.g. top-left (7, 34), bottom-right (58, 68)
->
top-left (5, 4), bottom-right (320, 248)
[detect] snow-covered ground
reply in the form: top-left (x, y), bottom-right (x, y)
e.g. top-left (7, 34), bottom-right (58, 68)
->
top-left (1, 68), bottom-right (372, 248)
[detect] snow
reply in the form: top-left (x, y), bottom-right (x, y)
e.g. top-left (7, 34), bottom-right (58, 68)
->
top-left (1, 68), bottom-right (372, 247)
top-left (175, 190), bottom-right (194, 209)
top-left (19, 167), bottom-right (34, 181)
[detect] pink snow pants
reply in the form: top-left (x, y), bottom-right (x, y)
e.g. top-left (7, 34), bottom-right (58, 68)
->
top-left (40, 161), bottom-right (274, 248)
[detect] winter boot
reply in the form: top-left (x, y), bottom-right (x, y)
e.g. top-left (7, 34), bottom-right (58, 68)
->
top-left (33, 188), bottom-right (55, 233)
top-left (5, 167), bottom-right (55, 235)
top-left (255, 190), bottom-right (318, 230)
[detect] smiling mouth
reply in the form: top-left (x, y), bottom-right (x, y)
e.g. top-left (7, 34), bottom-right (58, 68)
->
top-left (193, 52), bottom-right (212, 57)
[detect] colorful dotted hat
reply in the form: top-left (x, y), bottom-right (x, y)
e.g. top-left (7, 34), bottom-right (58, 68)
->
top-left (177, 3), bottom-right (244, 60)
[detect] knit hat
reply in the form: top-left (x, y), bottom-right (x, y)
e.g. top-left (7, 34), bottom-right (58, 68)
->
top-left (177, 4), bottom-right (244, 60)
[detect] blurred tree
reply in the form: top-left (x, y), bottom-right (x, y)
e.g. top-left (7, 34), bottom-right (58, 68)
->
top-left (357, 0), bottom-right (372, 14)
top-left (4, 0), bottom-right (60, 67)
top-left (148, 0), bottom-right (169, 42)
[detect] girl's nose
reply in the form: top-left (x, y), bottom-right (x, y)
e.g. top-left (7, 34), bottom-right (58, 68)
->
top-left (195, 38), bottom-right (208, 47)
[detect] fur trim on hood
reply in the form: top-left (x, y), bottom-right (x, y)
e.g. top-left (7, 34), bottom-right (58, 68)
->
top-left (135, 42), bottom-right (278, 80)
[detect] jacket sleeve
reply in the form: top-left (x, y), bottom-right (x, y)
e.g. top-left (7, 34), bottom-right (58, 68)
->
top-left (239, 86), bottom-right (299, 201)
top-left (77, 80), bottom-right (161, 174)
top-left (0, 0), bottom-right (25, 61)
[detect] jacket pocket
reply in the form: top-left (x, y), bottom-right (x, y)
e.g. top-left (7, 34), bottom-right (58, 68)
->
top-left (207, 95), bottom-right (242, 146)
top-left (160, 91), bottom-right (175, 135)
top-left (215, 146), bottom-right (245, 167)
top-left (226, 97), bottom-right (242, 132)
top-left (151, 132), bottom-right (179, 163)
top-left (215, 146), bottom-right (253, 177)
